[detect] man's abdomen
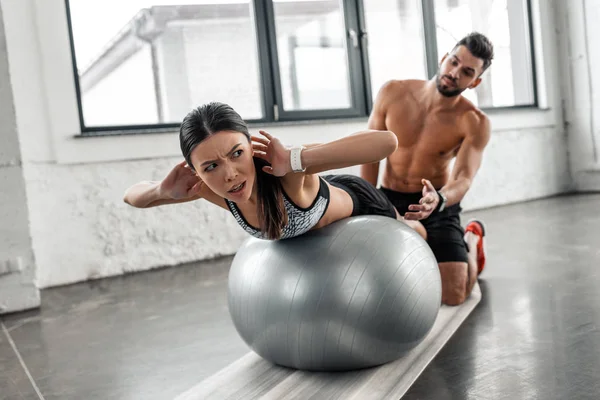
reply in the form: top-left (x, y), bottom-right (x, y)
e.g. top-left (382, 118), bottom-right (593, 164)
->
top-left (381, 152), bottom-right (450, 192)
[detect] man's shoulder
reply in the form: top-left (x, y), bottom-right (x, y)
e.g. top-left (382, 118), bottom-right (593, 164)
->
top-left (457, 100), bottom-right (490, 145)
top-left (458, 98), bottom-right (490, 131)
top-left (379, 79), bottom-right (426, 94)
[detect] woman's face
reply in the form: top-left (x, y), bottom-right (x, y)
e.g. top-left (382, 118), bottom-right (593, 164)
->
top-left (189, 130), bottom-right (256, 202)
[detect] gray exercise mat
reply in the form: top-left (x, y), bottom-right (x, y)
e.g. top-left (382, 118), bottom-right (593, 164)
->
top-left (175, 282), bottom-right (481, 400)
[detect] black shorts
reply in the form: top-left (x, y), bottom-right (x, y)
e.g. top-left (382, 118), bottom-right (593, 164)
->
top-left (321, 174), bottom-right (397, 219)
top-left (379, 187), bottom-right (468, 264)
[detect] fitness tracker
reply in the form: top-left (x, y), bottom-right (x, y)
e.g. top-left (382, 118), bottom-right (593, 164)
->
top-left (436, 190), bottom-right (447, 212)
top-left (290, 146), bottom-right (306, 172)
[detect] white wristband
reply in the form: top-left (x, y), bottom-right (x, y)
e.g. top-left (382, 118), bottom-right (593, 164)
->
top-left (290, 146), bottom-right (305, 172)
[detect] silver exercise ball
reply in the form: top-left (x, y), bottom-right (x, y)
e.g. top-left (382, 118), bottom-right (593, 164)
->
top-left (227, 215), bottom-right (441, 371)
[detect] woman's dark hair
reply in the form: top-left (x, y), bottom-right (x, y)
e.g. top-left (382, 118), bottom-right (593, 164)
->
top-left (179, 102), bottom-right (287, 239)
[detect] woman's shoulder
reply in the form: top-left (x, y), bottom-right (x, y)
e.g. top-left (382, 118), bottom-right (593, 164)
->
top-left (281, 172), bottom-right (324, 192)
top-left (279, 172), bottom-right (322, 209)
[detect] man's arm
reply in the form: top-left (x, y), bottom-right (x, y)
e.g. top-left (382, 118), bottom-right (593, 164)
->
top-left (439, 113), bottom-right (491, 206)
top-left (360, 81), bottom-right (394, 186)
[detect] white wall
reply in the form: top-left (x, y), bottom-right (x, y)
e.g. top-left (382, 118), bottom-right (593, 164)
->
top-left (22, 159), bottom-right (248, 286)
top-left (0, 0), bottom-right (573, 289)
top-left (0, 2), bottom-right (39, 313)
top-left (556, 0), bottom-right (600, 190)
top-left (460, 126), bottom-right (570, 210)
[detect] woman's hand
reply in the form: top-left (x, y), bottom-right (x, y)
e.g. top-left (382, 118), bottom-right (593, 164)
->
top-left (251, 130), bottom-right (293, 176)
top-left (159, 160), bottom-right (204, 200)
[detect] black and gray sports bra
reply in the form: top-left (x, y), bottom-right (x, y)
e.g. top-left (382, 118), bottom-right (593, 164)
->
top-left (224, 177), bottom-right (330, 240)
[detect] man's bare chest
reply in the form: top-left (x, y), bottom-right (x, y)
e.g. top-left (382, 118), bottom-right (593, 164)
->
top-left (387, 115), bottom-right (465, 156)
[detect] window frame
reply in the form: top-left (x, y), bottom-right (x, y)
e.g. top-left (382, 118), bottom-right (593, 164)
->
top-left (259, 0), bottom-right (368, 122)
top-left (64, 0), bottom-right (539, 136)
top-left (423, 0), bottom-right (539, 109)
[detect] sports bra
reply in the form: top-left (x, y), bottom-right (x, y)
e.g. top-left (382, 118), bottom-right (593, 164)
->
top-left (224, 176), bottom-right (330, 240)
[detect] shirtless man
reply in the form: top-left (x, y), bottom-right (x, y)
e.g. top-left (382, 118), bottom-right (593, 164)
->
top-left (361, 32), bottom-right (493, 306)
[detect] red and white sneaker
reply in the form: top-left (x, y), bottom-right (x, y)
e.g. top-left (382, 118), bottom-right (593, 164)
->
top-left (465, 220), bottom-right (486, 275)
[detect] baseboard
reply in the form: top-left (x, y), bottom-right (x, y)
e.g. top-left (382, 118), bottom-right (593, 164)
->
top-left (574, 169), bottom-right (600, 192)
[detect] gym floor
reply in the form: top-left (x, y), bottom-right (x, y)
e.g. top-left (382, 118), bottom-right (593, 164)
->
top-left (2, 193), bottom-right (599, 400)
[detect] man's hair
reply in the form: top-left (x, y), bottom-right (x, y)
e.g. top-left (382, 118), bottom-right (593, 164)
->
top-left (453, 32), bottom-right (494, 73)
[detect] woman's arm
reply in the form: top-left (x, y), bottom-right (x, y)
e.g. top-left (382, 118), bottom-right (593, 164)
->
top-left (123, 181), bottom-right (203, 208)
top-left (252, 130), bottom-right (397, 176)
top-left (123, 160), bottom-right (204, 208)
top-left (301, 130), bottom-right (397, 174)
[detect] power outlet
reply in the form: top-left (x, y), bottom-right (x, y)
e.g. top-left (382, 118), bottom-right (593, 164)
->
top-left (0, 257), bottom-right (23, 276)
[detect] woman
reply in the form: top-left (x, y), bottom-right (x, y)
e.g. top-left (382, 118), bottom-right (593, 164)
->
top-left (123, 102), bottom-right (427, 240)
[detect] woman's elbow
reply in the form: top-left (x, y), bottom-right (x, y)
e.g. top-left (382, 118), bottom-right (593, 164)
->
top-left (123, 191), bottom-right (141, 208)
top-left (380, 130), bottom-right (398, 155)
top-left (123, 192), bottom-right (134, 207)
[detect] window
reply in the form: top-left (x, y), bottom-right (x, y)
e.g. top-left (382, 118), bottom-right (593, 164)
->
top-left (65, 0), bottom-right (538, 133)
top-left (67, 0), bottom-right (264, 129)
top-left (273, 0), bottom-right (352, 111)
top-left (434, 0), bottom-right (536, 108)
top-left (362, 0), bottom-right (428, 101)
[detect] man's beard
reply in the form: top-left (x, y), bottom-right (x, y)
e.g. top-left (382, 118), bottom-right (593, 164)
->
top-left (436, 74), bottom-right (465, 97)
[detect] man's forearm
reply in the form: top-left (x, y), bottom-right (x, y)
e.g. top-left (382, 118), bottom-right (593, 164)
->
top-left (439, 178), bottom-right (471, 207)
top-left (360, 162), bottom-right (380, 186)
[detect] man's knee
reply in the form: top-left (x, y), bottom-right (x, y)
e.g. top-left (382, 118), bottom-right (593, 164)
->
top-left (438, 261), bottom-right (469, 306)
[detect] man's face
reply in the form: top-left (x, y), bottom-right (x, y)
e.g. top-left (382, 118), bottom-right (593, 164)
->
top-left (436, 45), bottom-right (485, 97)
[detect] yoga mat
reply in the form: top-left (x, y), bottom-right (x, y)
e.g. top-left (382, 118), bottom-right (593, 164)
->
top-left (175, 282), bottom-right (481, 400)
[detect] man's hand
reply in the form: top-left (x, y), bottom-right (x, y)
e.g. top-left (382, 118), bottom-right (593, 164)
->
top-left (404, 179), bottom-right (439, 220)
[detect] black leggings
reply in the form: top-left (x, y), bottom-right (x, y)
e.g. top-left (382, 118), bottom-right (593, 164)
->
top-left (321, 174), bottom-right (397, 219)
